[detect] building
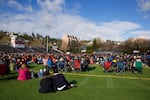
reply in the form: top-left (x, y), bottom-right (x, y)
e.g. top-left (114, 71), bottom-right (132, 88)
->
top-left (62, 34), bottom-right (80, 51)
top-left (10, 33), bottom-right (25, 48)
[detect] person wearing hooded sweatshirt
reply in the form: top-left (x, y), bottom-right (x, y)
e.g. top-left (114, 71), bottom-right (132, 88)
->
top-left (39, 71), bottom-right (56, 93)
top-left (52, 67), bottom-right (76, 91)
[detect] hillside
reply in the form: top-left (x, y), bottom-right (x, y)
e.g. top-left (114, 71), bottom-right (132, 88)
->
top-left (0, 31), bottom-right (62, 48)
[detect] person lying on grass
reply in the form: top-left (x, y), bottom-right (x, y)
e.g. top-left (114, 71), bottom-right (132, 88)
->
top-left (39, 71), bottom-right (56, 93)
top-left (52, 67), bottom-right (77, 91)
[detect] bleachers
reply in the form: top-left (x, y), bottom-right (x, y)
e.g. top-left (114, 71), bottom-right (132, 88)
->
top-left (0, 44), bottom-right (46, 53)
top-left (0, 44), bottom-right (18, 53)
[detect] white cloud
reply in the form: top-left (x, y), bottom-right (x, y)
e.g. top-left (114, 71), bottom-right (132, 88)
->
top-left (129, 30), bottom-right (150, 39)
top-left (8, 0), bottom-right (33, 12)
top-left (137, 0), bottom-right (150, 12)
top-left (69, 2), bottom-right (81, 14)
top-left (0, 0), bottom-right (148, 41)
top-left (137, 0), bottom-right (150, 19)
top-left (37, 0), bottom-right (64, 12)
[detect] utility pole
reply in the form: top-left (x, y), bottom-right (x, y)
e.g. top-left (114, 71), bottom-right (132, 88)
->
top-left (46, 35), bottom-right (48, 52)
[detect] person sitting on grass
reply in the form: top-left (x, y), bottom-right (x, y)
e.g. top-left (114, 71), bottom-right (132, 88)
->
top-left (132, 56), bottom-right (143, 73)
top-left (17, 63), bottom-right (31, 81)
top-left (39, 71), bottom-right (56, 93)
top-left (52, 67), bottom-right (77, 91)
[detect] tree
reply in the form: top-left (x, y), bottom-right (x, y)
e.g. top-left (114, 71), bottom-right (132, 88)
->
top-left (122, 38), bottom-right (150, 54)
top-left (0, 30), bottom-right (7, 39)
top-left (122, 38), bottom-right (135, 54)
top-left (134, 38), bottom-right (150, 54)
top-left (36, 33), bottom-right (41, 40)
top-left (92, 38), bottom-right (98, 51)
top-left (86, 45), bottom-right (93, 53)
top-left (31, 32), bottom-right (35, 39)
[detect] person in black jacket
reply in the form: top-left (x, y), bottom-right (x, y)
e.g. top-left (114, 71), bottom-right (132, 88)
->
top-left (52, 67), bottom-right (77, 91)
top-left (39, 71), bottom-right (56, 93)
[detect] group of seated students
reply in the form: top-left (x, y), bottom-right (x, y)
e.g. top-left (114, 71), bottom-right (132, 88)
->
top-left (16, 62), bottom-right (77, 93)
top-left (39, 67), bottom-right (77, 93)
top-left (102, 55), bottom-right (143, 74)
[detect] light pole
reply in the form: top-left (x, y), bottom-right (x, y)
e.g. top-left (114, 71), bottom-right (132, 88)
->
top-left (46, 35), bottom-right (48, 52)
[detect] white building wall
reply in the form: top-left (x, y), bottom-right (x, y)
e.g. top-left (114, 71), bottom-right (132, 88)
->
top-left (10, 34), bottom-right (25, 48)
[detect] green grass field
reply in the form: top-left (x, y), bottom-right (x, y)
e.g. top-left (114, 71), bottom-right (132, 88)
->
top-left (0, 64), bottom-right (150, 100)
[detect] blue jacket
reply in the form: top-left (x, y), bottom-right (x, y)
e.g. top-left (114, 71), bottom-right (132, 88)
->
top-left (47, 59), bottom-right (53, 68)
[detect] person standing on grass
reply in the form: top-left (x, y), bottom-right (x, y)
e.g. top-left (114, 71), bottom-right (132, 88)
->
top-left (39, 71), bottom-right (56, 93)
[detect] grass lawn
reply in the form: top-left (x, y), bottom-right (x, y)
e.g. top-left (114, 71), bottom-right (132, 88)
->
top-left (0, 64), bottom-right (150, 100)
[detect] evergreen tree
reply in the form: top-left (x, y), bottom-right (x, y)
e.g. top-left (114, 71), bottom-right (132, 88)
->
top-left (92, 38), bottom-right (98, 51)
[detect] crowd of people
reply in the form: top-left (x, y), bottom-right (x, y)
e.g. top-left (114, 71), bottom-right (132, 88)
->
top-left (0, 51), bottom-right (150, 75)
top-left (101, 54), bottom-right (144, 74)
top-left (0, 51), bottom-right (150, 93)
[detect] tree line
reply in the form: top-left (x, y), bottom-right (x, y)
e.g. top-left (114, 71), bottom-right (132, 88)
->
top-left (0, 30), bottom-right (150, 54)
top-left (89, 37), bottom-right (150, 54)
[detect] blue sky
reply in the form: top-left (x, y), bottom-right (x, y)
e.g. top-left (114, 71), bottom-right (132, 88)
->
top-left (0, 0), bottom-right (150, 41)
